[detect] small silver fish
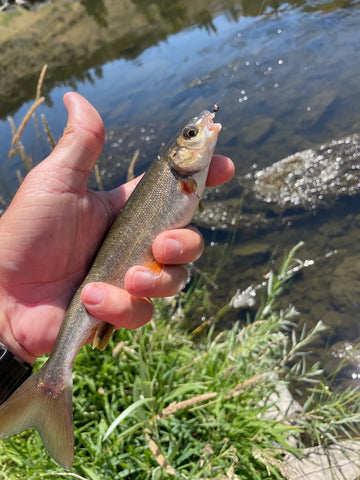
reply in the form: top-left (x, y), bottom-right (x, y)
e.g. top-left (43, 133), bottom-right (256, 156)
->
top-left (0, 110), bottom-right (221, 470)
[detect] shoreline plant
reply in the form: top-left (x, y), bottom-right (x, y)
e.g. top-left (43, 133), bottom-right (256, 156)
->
top-left (1, 244), bottom-right (360, 479)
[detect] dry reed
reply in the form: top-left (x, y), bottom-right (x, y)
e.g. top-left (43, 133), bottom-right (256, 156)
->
top-left (7, 64), bottom-right (48, 177)
top-left (10, 96), bottom-right (45, 149)
top-left (94, 164), bottom-right (104, 191)
top-left (41, 113), bottom-right (56, 149)
top-left (127, 148), bottom-right (140, 182)
top-left (36, 64), bottom-right (48, 101)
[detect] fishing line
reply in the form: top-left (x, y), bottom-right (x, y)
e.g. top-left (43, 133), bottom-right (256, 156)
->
top-left (212, 0), bottom-right (268, 114)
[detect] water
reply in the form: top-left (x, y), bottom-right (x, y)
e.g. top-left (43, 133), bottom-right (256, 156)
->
top-left (1, 0), bottom-right (360, 386)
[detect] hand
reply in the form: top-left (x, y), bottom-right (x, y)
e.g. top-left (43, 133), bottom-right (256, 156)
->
top-left (0, 93), bottom-right (234, 363)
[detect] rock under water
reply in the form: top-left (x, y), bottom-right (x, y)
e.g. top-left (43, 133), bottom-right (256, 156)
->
top-left (197, 133), bottom-right (360, 233)
top-left (253, 134), bottom-right (360, 210)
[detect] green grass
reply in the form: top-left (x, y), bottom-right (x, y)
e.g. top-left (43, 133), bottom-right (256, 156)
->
top-left (2, 244), bottom-right (360, 479)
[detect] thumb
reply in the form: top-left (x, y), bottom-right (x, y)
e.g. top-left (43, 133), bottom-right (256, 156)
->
top-left (43, 92), bottom-right (105, 192)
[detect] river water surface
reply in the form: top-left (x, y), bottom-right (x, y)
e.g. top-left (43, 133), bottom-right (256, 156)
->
top-left (1, 0), bottom-right (360, 388)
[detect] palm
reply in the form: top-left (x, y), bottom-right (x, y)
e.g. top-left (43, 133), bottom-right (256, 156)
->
top-left (0, 163), bottom-right (123, 355)
top-left (1, 177), bottom-right (112, 304)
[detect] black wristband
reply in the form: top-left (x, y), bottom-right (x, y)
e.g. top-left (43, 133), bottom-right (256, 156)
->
top-left (0, 346), bottom-right (33, 405)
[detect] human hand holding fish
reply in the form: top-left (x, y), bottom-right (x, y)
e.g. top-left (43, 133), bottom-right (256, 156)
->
top-left (0, 92), bottom-right (233, 469)
top-left (0, 93), bottom-right (233, 364)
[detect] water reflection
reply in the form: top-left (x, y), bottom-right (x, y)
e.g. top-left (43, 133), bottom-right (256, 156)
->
top-left (1, 0), bottom-right (356, 119)
top-left (80, 0), bottom-right (108, 27)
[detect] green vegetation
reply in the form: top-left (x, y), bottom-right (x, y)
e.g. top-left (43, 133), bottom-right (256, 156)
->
top-left (1, 244), bottom-right (360, 479)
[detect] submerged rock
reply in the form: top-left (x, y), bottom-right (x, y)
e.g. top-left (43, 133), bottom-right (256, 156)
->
top-left (296, 89), bottom-right (337, 129)
top-left (242, 117), bottom-right (275, 145)
top-left (197, 133), bottom-right (360, 233)
top-left (330, 255), bottom-right (360, 313)
top-left (253, 134), bottom-right (360, 210)
top-left (324, 340), bottom-right (360, 389)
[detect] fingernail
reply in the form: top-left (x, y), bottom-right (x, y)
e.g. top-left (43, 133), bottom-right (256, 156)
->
top-left (132, 268), bottom-right (156, 292)
top-left (83, 284), bottom-right (105, 306)
top-left (166, 239), bottom-right (183, 259)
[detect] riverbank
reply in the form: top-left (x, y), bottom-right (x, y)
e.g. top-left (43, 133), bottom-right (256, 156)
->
top-left (0, 0), bottom-right (245, 118)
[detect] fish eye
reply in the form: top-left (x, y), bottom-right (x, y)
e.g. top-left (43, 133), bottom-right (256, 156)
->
top-left (183, 125), bottom-right (199, 139)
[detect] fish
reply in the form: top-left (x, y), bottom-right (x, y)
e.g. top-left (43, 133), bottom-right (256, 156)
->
top-left (0, 109), bottom-right (221, 470)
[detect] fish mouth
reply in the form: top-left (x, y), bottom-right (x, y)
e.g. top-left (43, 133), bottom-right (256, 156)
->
top-left (206, 112), bottom-right (222, 138)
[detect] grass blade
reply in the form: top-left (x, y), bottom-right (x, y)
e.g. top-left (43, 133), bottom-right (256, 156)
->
top-left (103, 397), bottom-right (151, 441)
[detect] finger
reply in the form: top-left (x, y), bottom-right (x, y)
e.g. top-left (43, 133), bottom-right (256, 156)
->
top-left (152, 226), bottom-right (204, 264)
top-left (43, 92), bottom-right (105, 192)
top-left (124, 265), bottom-right (188, 298)
top-left (206, 154), bottom-right (235, 187)
top-left (81, 282), bottom-right (153, 329)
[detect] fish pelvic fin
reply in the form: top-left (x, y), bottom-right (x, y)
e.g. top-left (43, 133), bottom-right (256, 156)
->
top-left (93, 320), bottom-right (115, 351)
top-left (0, 368), bottom-right (74, 470)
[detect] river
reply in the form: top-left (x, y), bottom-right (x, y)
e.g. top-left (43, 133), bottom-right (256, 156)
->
top-left (1, 0), bottom-right (360, 389)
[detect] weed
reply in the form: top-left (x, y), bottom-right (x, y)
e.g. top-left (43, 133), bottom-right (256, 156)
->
top-left (1, 245), bottom-right (360, 479)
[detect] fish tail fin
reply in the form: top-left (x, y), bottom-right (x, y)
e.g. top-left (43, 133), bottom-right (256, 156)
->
top-left (0, 368), bottom-right (74, 470)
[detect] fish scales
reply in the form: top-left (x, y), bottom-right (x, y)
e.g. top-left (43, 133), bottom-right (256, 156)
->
top-left (0, 109), bottom-right (221, 470)
top-left (89, 153), bottom-right (200, 286)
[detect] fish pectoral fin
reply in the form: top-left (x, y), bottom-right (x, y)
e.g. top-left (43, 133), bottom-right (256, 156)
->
top-left (0, 369), bottom-right (74, 470)
top-left (178, 177), bottom-right (199, 196)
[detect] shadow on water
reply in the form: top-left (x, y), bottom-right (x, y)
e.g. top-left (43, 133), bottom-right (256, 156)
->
top-left (1, 0), bottom-right (360, 390)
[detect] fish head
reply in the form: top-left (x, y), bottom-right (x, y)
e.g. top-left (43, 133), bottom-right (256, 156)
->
top-left (167, 110), bottom-right (222, 175)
